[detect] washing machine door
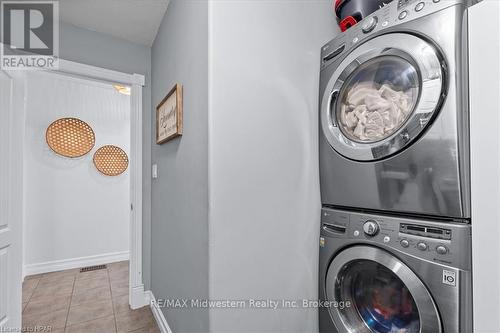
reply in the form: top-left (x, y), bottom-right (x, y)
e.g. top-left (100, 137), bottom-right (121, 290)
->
top-left (325, 246), bottom-right (442, 333)
top-left (321, 33), bottom-right (445, 161)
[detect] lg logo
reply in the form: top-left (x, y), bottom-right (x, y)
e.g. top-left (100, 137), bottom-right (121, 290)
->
top-left (1, 1), bottom-right (59, 69)
top-left (442, 269), bottom-right (456, 287)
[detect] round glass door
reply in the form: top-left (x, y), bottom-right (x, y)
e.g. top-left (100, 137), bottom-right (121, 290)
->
top-left (321, 33), bottom-right (445, 161)
top-left (326, 246), bottom-right (442, 333)
top-left (336, 260), bottom-right (420, 333)
top-left (337, 56), bottom-right (420, 143)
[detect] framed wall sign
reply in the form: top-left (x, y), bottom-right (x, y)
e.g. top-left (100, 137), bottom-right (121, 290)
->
top-left (156, 83), bottom-right (183, 144)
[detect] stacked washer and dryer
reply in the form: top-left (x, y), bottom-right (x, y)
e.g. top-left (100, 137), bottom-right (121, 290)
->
top-left (318, 0), bottom-right (473, 332)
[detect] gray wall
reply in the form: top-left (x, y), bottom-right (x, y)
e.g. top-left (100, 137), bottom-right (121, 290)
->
top-left (150, 1), bottom-right (209, 332)
top-left (59, 22), bottom-right (152, 290)
top-left (207, 1), bottom-right (337, 332)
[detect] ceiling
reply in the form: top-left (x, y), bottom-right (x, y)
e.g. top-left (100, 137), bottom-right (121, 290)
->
top-left (59, 0), bottom-right (170, 46)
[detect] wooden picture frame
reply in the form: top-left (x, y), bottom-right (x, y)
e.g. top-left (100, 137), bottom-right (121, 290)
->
top-left (156, 83), bottom-right (183, 144)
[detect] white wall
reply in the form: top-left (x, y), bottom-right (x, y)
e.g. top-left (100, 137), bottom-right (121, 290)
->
top-left (469, 1), bottom-right (500, 332)
top-left (23, 71), bottom-right (130, 272)
top-left (208, 1), bottom-right (338, 332)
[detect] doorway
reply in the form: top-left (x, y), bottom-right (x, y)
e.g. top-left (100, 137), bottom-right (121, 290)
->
top-left (2, 60), bottom-right (148, 331)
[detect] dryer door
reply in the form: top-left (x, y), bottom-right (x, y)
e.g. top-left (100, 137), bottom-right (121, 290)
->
top-left (325, 246), bottom-right (442, 333)
top-left (321, 33), bottom-right (445, 161)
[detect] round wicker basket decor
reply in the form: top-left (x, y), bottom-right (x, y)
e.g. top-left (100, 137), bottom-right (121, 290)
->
top-left (46, 118), bottom-right (95, 158)
top-left (93, 145), bottom-right (129, 176)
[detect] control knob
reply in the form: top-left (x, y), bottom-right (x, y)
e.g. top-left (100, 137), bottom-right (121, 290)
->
top-left (436, 245), bottom-right (448, 255)
top-left (361, 16), bottom-right (378, 33)
top-left (363, 220), bottom-right (379, 236)
top-left (400, 239), bottom-right (410, 248)
top-left (417, 242), bottom-right (428, 251)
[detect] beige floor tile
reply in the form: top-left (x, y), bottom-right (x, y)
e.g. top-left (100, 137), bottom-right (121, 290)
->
top-left (23, 278), bottom-right (39, 292)
top-left (73, 275), bottom-right (109, 294)
top-left (30, 281), bottom-right (74, 300)
top-left (112, 295), bottom-right (133, 315)
top-left (109, 265), bottom-right (128, 274)
top-left (22, 279), bottom-right (39, 303)
top-left (108, 261), bottom-right (128, 272)
top-left (109, 268), bottom-right (129, 282)
top-left (129, 323), bottom-right (161, 333)
top-left (22, 290), bottom-right (34, 303)
top-left (77, 269), bottom-right (108, 281)
top-left (110, 278), bottom-right (129, 298)
top-left (50, 329), bottom-right (65, 333)
top-left (22, 308), bottom-right (68, 330)
top-left (50, 328), bottom-right (64, 333)
top-left (24, 295), bottom-right (71, 317)
top-left (72, 286), bottom-right (112, 306)
top-left (24, 273), bottom-right (44, 280)
top-left (115, 307), bottom-right (154, 333)
top-left (65, 315), bottom-right (116, 333)
top-left (67, 299), bottom-right (114, 326)
top-left (109, 264), bottom-right (128, 273)
top-left (37, 275), bottom-right (75, 288)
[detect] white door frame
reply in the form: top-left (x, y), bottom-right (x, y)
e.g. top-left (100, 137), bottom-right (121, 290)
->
top-left (0, 68), bottom-right (23, 330)
top-left (38, 59), bottom-right (147, 309)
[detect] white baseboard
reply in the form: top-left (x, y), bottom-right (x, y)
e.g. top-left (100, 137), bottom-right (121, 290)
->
top-left (23, 251), bottom-right (129, 277)
top-left (148, 290), bottom-right (173, 333)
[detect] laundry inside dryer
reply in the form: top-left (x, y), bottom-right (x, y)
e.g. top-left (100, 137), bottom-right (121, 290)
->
top-left (338, 56), bottom-right (419, 143)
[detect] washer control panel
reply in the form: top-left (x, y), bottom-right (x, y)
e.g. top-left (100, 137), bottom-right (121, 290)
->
top-left (321, 207), bottom-right (471, 270)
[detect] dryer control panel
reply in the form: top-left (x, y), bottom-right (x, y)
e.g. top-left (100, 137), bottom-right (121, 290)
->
top-left (321, 0), bottom-right (464, 69)
top-left (320, 207), bottom-right (471, 270)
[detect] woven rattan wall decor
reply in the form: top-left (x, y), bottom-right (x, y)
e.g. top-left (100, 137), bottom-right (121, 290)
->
top-left (93, 145), bottom-right (129, 176)
top-left (46, 118), bottom-right (96, 158)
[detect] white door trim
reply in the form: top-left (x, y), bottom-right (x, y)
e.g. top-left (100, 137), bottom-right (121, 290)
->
top-left (0, 68), bottom-right (23, 330)
top-left (45, 60), bottom-right (146, 309)
top-left (56, 59), bottom-right (145, 86)
top-left (129, 75), bottom-right (147, 309)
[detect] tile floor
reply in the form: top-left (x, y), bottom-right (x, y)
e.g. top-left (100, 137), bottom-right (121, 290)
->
top-left (22, 261), bottom-right (160, 333)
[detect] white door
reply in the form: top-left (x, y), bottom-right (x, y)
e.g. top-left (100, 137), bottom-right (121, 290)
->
top-left (0, 70), bottom-right (22, 330)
